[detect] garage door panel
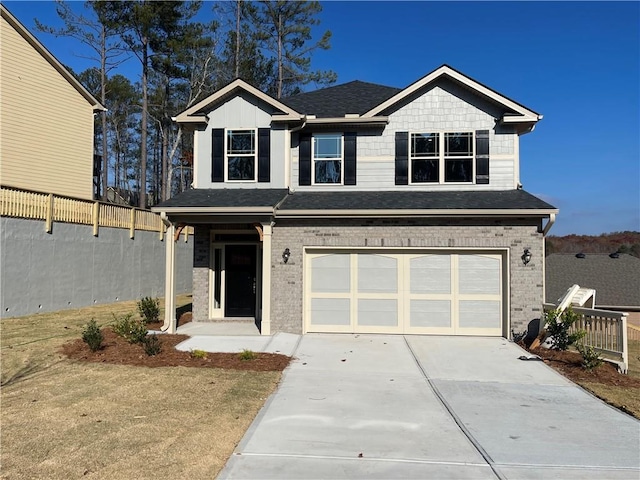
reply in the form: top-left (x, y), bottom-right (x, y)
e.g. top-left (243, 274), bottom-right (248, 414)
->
top-left (358, 299), bottom-right (398, 327)
top-left (311, 254), bottom-right (350, 293)
top-left (310, 298), bottom-right (350, 326)
top-left (410, 255), bottom-right (451, 294)
top-left (358, 254), bottom-right (398, 293)
top-left (410, 300), bottom-right (451, 328)
top-left (458, 255), bottom-right (500, 295)
top-left (459, 300), bottom-right (501, 329)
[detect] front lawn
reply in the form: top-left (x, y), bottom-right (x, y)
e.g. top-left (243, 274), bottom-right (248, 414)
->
top-left (1, 297), bottom-right (283, 480)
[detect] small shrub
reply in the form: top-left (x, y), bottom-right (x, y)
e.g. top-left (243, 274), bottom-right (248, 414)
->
top-left (544, 307), bottom-right (586, 351)
top-left (239, 349), bottom-right (256, 361)
top-left (82, 319), bottom-right (103, 352)
top-left (137, 297), bottom-right (160, 324)
top-left (142, 334), bottom-right (162, 356)
top-left (190, 349), bottom-right (207, 359)
top-left (577, 343), bottom-right (603, 370)
top-left (112, 313), bottom-right (148, 344)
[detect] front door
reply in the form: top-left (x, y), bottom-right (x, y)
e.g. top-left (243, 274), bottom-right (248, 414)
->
top-left (225, 245), bottom-right (257, 317)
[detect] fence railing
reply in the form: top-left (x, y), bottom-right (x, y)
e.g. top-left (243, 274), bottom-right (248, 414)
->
top-left (1, 186), bottom-right (191, 240)
top-left (628, 324), bottom-right (640, 342)
top-left (543, 302), bottom-right (628, 372)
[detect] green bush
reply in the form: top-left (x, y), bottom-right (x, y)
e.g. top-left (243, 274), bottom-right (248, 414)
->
top-left (82, 319), bottom-right (103, 352)
top-left (544, 307), bottom-right (586, 351)
top-left (190, 349), bottom-right (207, 359)
top-left (142, 334), bottom-right (162, 356)
top-left (112, 313), bottom-right (148, 344)
top-left (137, 297), bottom-right (160, 324)
top-left (577, 343), bottom-right (603, 370)
top-left (238, 349), bottom-right (256, 361)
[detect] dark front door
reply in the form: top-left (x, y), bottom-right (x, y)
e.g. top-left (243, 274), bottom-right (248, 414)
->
top-left (225, 245), bottom-right (257, 317)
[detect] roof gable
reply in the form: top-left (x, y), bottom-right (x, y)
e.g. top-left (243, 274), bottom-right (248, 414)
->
top-left (364, 65), bottom-right (540, 128)
top-left (174, 79), bottom-right (302, 124)
top-left (0, 5), bottom-right (104, 111)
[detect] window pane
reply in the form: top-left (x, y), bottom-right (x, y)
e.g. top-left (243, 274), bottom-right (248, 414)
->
top-left (411, 159), bottom-right (439, 183)
top-left (314, 135), bottom-right (341, 159)
top-left (445, 132), bottom-right (472, 156)
top-left (315, 160), bottom-right (341, 183)
top-left (411, 133), bottom-right (438, 157)
top-left (228, 130), bottom-right (255, 154)
top-left (444, 159), bottom-right (472, 182)
top-left (228, 157), bottom-right (255, 180)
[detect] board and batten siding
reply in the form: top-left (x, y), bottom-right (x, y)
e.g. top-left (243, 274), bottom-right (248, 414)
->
top-left (0, 14), bottom-right (95, 200)
top-left (193, 93), bottom-right (287, 189)
top-left (291, 78), bottom-right (519, 191)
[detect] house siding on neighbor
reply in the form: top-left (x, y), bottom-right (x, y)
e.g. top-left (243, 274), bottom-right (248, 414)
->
top-left (0, 10), bottom-right (96, 200)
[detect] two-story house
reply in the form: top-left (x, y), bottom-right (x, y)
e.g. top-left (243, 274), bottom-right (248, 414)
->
top-left (154, 65), bottom-right (557, 338)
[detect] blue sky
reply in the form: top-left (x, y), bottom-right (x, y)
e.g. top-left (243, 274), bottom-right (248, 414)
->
top-left (5, 1), bottom-right (639, 236)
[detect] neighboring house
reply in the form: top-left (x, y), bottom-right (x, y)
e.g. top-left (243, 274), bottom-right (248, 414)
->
top-left (154, 65), bottom-right (557, 337)
top-left (546, 253), bottom-right (640, 325)
top-left (0, 4), bottom-right (104, 200)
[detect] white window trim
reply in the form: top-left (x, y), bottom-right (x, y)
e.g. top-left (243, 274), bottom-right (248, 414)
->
top-left (225, 128), bottom-right (258, 182)
top-left (312, 133), bottom-right (344, 186)
top-left (409, 131), bottom-right (476, 185)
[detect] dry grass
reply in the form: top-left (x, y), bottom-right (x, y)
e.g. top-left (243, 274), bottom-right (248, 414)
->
top-left (575, 340), bottom-right (640, 418)
top-left (1, 297), bottom-right (282, 479)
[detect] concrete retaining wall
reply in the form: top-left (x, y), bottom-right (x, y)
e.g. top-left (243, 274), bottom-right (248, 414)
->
top-left (1, 217), bottom-right (193, 317)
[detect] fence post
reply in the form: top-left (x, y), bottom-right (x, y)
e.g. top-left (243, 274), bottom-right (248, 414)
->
top-left (45, 194), bottom-right (54, 233)
top-left (129, 208), bottom-right (135, 239)
top-left (621, 314), bottom-right (628, 372)
top-left (93, 202), bottom-right (100, 236)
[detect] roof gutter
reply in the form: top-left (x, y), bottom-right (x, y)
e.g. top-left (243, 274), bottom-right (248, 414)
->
top-left (276, 208), bottom-right (558, 219)
top-left (542, 212), bottom-right (556, 236)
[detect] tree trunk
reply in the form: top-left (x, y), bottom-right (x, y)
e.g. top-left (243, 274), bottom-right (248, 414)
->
top-left (235, 0), bottom-right (240, 78)
top-left (277, 12), bottom-right (283, 99)
top-left (100, 24), bottom-right (108, 201)
top-left (140, 39), bottom-right (148, 208)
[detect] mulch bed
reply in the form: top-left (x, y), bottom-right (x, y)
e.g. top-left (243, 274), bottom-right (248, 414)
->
top-left (529, 347), bottom-right (640, 388)
top-left (61, 327), bottom-right (291, 372)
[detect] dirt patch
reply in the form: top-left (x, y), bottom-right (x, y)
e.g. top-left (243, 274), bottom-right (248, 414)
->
top-left (530, 347), bottom-right (640, 388)
top-left (61, 327), bottom-right (291, 372)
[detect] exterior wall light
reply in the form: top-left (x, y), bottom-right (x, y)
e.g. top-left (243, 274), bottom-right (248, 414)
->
top-left (282, 248), bottom-right (291, 264)
top-left (521, 248), bottom-right (532, 266)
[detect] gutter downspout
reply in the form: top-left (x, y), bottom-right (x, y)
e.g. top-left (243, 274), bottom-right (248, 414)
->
top-left (542, 213), bottom-right (556, 236)
top-left (160, 212), bottom-right (177, 333)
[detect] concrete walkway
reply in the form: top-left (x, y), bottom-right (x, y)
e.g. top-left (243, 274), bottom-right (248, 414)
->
top-left (177, 333), bottom-right (640, 479)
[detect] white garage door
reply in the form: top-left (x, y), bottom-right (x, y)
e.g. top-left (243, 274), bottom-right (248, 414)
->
top-left (305, 250), bottom-right (504, 336)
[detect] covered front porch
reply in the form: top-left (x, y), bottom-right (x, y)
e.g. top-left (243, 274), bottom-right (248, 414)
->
top-left (152, 189), bottom-right (290, 336)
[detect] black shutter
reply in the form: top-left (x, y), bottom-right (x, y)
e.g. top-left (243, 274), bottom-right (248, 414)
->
top-left (395, 131), bottom-right (409, 185)
top-left (258, 128), bottom-right (270, 182)
top-left (211, 128), bottom-right (224, 182)
top-left (299, 132), bottom-right (311, 186)
top-left (475, 129), bottom-right (489, 185)
top-left (344, 132), bottom-right (357, 185)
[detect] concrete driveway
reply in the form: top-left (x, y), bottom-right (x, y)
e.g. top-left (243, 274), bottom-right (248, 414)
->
top-left (218, 335), bottom-right (640, 479)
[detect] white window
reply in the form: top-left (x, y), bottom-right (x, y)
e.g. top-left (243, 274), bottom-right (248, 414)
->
top-left (313, 134), bottom-right (342, 184)
top-left (410, 132), bottom-right (474, 184)
top-left (226, 129), bottom-right (256, 181)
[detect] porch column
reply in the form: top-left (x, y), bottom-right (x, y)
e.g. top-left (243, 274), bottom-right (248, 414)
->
top-left (163, 223), bottom-right (177, 333)
top-left (261, 223), bottom-right (272, 335)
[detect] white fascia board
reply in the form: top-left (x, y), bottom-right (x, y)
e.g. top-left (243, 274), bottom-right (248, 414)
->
top-left (275, 208), bottom-right (559, 219)
top-left (175, 79), bottom-right (302, 122)
top-left (364, 65), bottom-right (540, 121)
top-left (1, 5), bottom-right (105, 111)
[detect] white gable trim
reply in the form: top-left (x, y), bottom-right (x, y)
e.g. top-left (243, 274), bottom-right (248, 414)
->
top-left (364, 65), bottom-right (541, 124)
top-left (175, 78), bottom-right (302, 124)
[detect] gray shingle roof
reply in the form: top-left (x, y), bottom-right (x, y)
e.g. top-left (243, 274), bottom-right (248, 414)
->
top-left (545, 253), bottom-right (640, 308)
top-left (155, 189), bottom-right (289, 209)
top-left (279, 190), bottom-right (555, 211)
top-left (280, 81), bottom-right (401, 118)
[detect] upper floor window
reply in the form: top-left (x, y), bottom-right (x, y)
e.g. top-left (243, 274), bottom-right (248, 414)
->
top-left (226, 129), bottom-right (256, 181)
top-left (410, 132), bottom-right (474, 184)
top-left (313, 134), bottom-right (342, 184)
